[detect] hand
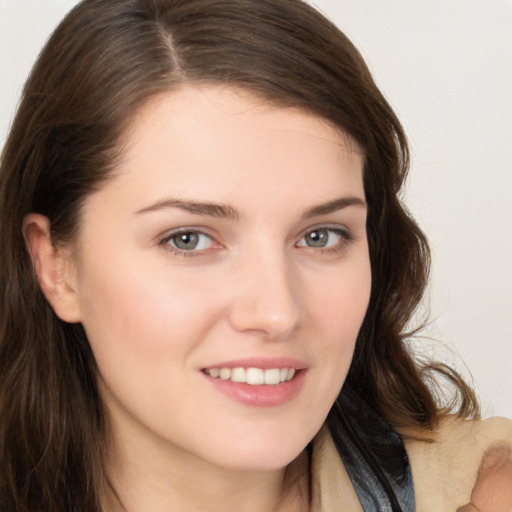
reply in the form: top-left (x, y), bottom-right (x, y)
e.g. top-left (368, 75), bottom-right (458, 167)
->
top-left (457, 444), bottom-right (512, 512)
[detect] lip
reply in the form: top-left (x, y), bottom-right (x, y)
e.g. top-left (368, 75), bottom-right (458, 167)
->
top-left (200, 357), bottom-right (308, 407)
top-left (202, 357), bottom-right (307, 371)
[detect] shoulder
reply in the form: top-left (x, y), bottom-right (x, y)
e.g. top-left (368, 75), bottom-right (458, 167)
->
top-left (436, 415), bottom-right (512, 444)
top-left (404, 416), bottom-right (512, 512)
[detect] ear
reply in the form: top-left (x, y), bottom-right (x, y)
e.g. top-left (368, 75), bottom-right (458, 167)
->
top-left (22, 213), bottom-right (82, 323)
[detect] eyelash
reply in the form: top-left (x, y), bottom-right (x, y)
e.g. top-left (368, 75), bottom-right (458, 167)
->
top-left (297, 226), bottom-right (353, 254)
top-left (158, 226), bottom-right (353, 258)
top-left (159, 229), bottom-right (218, 258)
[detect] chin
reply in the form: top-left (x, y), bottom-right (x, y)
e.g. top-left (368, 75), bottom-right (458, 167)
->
top-left (197, 425), bottom-right (316, 472)
top-left (213, 449), bottom-right (303, 473)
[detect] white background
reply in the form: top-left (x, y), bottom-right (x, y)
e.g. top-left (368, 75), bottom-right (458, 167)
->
top-left (1, 0), bottom-right (511, 418)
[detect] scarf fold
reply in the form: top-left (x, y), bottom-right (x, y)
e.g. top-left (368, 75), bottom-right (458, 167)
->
top-left (326, 385), bottom-right (416, 512)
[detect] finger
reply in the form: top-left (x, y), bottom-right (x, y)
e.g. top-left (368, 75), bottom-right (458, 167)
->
top-left (456, 503), bottom-right (481, 512)
top-left (478, 445), bottom-right (511, 473)
top-left (471, 444), bottom-right (512, 512)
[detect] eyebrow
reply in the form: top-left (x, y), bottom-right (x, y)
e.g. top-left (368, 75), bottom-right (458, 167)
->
top-left (135, 198), bottom-right (240, 220)
top-left (135, 195), bottom-right (366, 220)
top-left (302, 196), bottom-right (367, 218)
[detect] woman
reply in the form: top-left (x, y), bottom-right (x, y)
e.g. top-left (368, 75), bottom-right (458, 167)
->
top-left (0, 0), bottom-right (510, 510)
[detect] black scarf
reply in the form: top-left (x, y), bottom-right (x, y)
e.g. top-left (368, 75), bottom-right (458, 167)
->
top-left (326, 385), bottom-right (416, 512)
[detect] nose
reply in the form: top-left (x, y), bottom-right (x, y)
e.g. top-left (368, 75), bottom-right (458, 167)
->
top-left (227, 250), bottom-right (302, 340)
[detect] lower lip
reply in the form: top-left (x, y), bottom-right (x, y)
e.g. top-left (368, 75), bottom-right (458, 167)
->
top-left (202, 370), bottom-right (306, 407)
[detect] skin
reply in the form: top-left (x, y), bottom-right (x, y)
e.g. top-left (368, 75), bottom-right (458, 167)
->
top-left (23, 85), bottom-right (512, 511)
top-left (25, 85), bottom-right (371, 512)
top-left (457, 445), bottom-right (512, 512)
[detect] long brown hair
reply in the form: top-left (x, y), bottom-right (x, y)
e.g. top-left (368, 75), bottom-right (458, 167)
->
top-left (0, 0), bottom-right (478, 509)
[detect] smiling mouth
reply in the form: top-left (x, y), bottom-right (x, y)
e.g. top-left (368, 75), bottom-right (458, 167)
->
top-left (202, 367), bottom-right (296, 385)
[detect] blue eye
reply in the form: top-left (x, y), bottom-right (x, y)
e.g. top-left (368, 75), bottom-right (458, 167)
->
top-left (297, 228), bottom-right (348, 249)
top-left (162, 230), bottom-right (214, 251)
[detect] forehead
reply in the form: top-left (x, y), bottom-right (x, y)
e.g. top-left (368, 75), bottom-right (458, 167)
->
top-left (89, 85), bottom-right (365, 217)
top-left (124, 85), bottom-right (358, 147)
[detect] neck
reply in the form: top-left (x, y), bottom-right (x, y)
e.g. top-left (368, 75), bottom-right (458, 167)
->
top-left (102, 414), bottom-right (310, 512)
top-left (104, 447), bottom-right (310, 512)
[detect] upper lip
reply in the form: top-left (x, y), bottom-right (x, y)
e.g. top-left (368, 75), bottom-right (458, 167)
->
top-left (202, 357), bottom-right (307, 370)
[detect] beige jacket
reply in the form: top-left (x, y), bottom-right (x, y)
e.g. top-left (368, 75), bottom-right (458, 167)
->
top-left (310, 417), bottom-right (512, 511)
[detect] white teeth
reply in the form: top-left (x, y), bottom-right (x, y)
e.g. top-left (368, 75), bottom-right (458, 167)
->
top-left (209, 368), bottom-right (220, 378)
top-left (231, 367), bottom-right (246, 383)
top-left (246, 367), bottom-right (265, 385)
top-left (204, 367), bottom-right (297, 385)
top-left (264, 368), bottom-right (280, 385)
top-left (219, 368), bottom-right (231, 380)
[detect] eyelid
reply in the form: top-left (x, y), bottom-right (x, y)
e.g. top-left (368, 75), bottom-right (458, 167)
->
top-left (295, 224), bottom-right (354, 252)
top-left (297, 224), bottom-right (352, 240)
top-left (158, 227), bottom-right (223, 257)
top-left (156, 223), bottom-right (355, 258)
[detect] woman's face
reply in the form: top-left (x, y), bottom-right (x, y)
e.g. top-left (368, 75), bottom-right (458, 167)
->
top-left (68, 85), bottom-right (371, 471)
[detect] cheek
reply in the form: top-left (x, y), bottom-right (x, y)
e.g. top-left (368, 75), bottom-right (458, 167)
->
top-left (75, 257), bottom-right (223, 427)
top-left (304, 254), bottom-right (371, 389)
top-left (76, 253), bottom-right (220, 363)
top-left (282, 258), bottom-right (371, 447)
top-left (311, 256), bottom-right (371, 340)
